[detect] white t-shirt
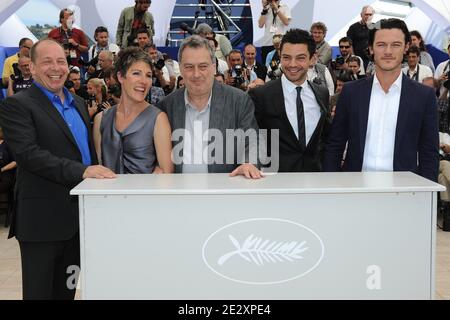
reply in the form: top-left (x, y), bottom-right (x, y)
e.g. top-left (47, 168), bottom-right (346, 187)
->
top-left (261, 4), bottom-right (291, 47)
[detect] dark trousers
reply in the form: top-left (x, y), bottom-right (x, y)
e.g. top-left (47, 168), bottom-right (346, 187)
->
top-left (261, 45), bottom-right (275, 66)
top-left (18, 233), bottom-right (80, 300)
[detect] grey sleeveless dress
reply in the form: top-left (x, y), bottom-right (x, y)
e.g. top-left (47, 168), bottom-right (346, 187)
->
top-left (100, 105), bottom-right (160, 174)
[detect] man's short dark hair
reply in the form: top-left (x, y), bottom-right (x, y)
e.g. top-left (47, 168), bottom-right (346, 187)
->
top-left (19, 38), bottom-right (31, 47)
top-left (338, 37), bottom-right (353, 46)
top-left (143, 43), bottom-right (157, 52)
top-left (406, 46), bottom-right (421, 57)
top-left (280, 29), bottom-right (316, 58)
top-left (114, 47), bottom-right (152, 81)
top-left (94, 26), bottom-right (108, 37)
top-left (368, 18), bottom-right (411, 47)
top-left (136, 28), bottom-right (150, 37)
top-left (229, 49), bottom-right (242, 58)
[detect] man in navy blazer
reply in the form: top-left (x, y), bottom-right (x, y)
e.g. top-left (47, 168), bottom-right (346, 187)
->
top-left (323, 18), bottom-right (439, 182)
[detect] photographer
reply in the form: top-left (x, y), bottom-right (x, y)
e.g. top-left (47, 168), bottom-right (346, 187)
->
top-left (145, 44), bottom-right (174, 94)
top-left (88, 26), bottom-right (120, 61)
top-left (7, 56), bottom-right (33, 96)
top-left (2, 38), bottom-right (33, 87)
top-left (258, 0), bottom-right (291, 63)
top-left (67, 68), bottom-right (89, 99)
top-left (225, 49), bottom-right (257, 91)
top-left (86, 78), bottom-right (111, 118)
top-left (116, 0), bottom-right (154, 48)
top-left (330, 37), bottom-right (365, 78)
top-left (85, 50), bottom-right (114, 80)
top-left (435, 43), bottom-right (450, 99)
top-left (48, 8), bottom-right (88, 68)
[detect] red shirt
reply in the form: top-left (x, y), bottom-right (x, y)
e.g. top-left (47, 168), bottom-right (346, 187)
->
top-left (48, 27), bottom-right (88, 67)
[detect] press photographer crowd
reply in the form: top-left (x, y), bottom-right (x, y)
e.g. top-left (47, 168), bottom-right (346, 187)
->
top-left (0, 0), bottom-right (450, 300)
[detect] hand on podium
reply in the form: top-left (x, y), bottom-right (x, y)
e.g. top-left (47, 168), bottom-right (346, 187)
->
top-left (83, 165), bottom-right (116, 179)
top-left (230, 163), bottom-right (264, 180)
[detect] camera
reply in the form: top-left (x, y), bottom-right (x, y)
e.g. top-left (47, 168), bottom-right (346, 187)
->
top-left (10, 63), bottom-right (23, 82)
top-left (232, 65), bottom-right (246, 88)
top-left (64, 80), bottom-right (75, 90)
top-left (267, 61), bottom-right (282, 80)
top-left (78, 56), bottom-right (99, 68)
top-left (108, 84), bottom-right (121, 98)
top-left (444, 71), bottom-right (450, 90)
top-left (153, 58), bottom-right (165, 71)
top-left (331, 55), bottom-right (346, 71)
top-left (335, 56), bottom-right (345, 66)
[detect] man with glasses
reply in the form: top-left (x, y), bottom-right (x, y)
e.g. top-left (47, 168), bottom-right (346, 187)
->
top-left (2, 38), bottom-right (33, 87)
top-left (347, 5), bottom-right (375, 69)
top-left (116, 0), bottom-right (154, 48)
top-left (332, 37), bottom-right (365, 77)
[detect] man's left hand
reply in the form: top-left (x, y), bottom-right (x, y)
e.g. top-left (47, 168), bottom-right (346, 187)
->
top-left (230, 163), bottom-right (264, 179)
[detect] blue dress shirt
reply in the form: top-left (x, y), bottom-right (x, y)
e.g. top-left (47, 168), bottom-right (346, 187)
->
top-left (34, 82), bottom-right (92, 166)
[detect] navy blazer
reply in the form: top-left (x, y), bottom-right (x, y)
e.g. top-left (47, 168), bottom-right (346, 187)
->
top-left (322, 74), bottom-right (439, 182)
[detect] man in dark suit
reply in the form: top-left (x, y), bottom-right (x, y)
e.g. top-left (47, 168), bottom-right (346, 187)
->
top-left (323, 19), bottom-right (439, 182)
top-left (249, 29), bottom-right (331, 172)
top-left (243, 44), bottom-right (267, 81)
top-left (0, 39), bottom-right (115, 300)
top-left (158, 35), bottom-right (263, 179)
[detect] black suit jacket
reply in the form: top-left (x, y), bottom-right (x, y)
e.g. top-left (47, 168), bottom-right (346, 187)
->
top-left (249, 79), bottom-right (331, 172)
top-left (0, 84), bottom-right (97, 241)
top-left (322, 74), bottom-right (439, 182)
top-left (244, 61), bottom-right (267, 81)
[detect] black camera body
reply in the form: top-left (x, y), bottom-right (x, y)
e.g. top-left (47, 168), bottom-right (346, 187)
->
top-left (10, 63), bottom-right (23, 82)
top-left (331, 55), bottom-right (346, 71)
top-left (64, 80), bottom-right (75, 90)
top-left (335, 55), bottom-right (345, 65)
top-left (232, 65), bottom-right (245, 88)
top-left (78, 56), bottom-right (99, 68)
top-left (153, 59), bottom-right (165, 71)
top-left (108, 84), bottom-right (121, 98)
top-left (444, 71), bottom-right (450, 90)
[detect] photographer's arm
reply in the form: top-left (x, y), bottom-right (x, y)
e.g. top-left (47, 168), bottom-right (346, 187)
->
top-left (7, 78), bottom-right (14, 97)
top-left (258, 0), bottom-right (269, 28)
top-left (274, 6), bottom-right (291, 26)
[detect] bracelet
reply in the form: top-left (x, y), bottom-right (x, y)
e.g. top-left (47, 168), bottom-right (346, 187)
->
top-left (261, 9), bottom-right (268, 15)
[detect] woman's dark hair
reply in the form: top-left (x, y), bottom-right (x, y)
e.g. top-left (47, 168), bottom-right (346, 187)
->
top-left (410, 30), bottom-right (427, 52)
top-left (280, 29), bottom-right (316, 58)
top-left (113, 47), bottom-right (152, 82)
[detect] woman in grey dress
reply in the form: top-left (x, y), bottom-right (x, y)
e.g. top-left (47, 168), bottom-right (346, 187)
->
top-left (93, 47), bottom-right (173, 174)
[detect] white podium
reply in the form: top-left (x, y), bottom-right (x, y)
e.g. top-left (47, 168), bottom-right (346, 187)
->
top-left (70, 172), bottom-right (444, 300)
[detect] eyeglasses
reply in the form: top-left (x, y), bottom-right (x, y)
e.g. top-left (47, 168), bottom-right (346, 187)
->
top-left (339, 45), bottom-right (350, 49)
top-left (21, 45), bottom-right (31, 50)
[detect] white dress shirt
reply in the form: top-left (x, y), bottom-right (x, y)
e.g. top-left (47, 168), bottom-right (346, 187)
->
top-left (362, 72), bottom-right (403, 172)
top-left (281, 74), bottom-right (321, 145)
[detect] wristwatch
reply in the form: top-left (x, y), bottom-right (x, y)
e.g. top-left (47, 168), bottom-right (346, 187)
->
top-left (261, 9), bottom-right (268, 15)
